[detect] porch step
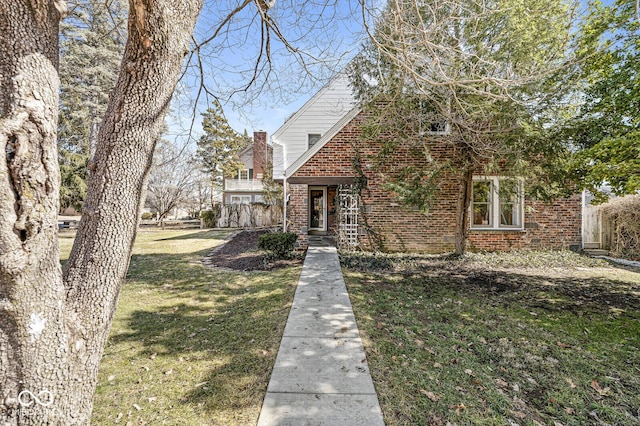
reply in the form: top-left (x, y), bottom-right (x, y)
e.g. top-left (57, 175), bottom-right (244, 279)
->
top-left (307, 235), bottom-right (336, 247)
top-left (584, 248), bottom-right (609, 257)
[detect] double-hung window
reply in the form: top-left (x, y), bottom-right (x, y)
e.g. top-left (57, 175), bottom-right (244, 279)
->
top-left (471, 177), bottom-right (523, 230)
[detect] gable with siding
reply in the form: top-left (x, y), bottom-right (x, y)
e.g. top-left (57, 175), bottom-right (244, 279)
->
top-left (272, 71), bottom-right (356, 180)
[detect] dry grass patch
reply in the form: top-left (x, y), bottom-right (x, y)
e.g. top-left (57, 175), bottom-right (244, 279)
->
top-left (59, 229), bottom-right (300, 425)
top-left (342, 250), bottom-right (640, 425)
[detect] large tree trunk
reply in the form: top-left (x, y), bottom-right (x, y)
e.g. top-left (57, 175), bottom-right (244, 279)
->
top-left (454, 148), bottom-right (474, 256)
top-left (1, 0), bottom-right (203, 423)
top-left (1, 1), bottom-right (68, 423)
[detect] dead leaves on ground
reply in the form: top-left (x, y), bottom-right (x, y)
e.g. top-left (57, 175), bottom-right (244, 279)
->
top-left (420, 389), bottom-right (441, 402)
top-left (591, 380), bottom-right (610, 397)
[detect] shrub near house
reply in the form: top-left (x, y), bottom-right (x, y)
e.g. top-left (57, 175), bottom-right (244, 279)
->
top-left (258, 232), bottom-right (298, 259)
top-left (601, 195), bottom-right (640, 260)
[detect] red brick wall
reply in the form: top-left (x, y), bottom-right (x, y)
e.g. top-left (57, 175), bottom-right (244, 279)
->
top-left (253, 131), bottom-right (268, 178)
top-left (286, 183), bottom-right (309, 249)
top-left (287, 113), bottom-right (582, 253)
top-left (466, 197), bottom-right (582, 252)
top-left (291, 123), bottom-right (360, 178)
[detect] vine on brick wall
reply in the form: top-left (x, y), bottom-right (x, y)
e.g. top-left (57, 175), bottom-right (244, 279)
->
top-left (349, 144), bottom-right (385, 251)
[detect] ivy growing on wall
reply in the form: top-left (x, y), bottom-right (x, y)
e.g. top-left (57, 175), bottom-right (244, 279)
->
top-left (349, 144), bottom-right (385, 251)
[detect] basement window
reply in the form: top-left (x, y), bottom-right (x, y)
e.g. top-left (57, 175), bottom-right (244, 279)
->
top-left (471, 177), bottom-right (523, 230)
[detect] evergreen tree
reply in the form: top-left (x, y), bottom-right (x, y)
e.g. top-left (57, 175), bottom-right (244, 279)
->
top-left (59, 151), bottom-right (89, 212)
top-left (350, 0), bottom-right (578, 254)
top-left (196, 101), bottom-right (251, 198)
top-left (568, 0), bottom-right (640, 201)
top-left (57, 0), bottom-right (126, 211)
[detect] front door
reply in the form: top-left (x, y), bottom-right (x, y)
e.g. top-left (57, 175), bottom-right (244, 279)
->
top-left (309, 187), bottom-right (327, 232)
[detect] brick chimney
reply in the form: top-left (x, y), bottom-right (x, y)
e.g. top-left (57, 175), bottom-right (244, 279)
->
top-left (253, 131), bottom-right (268, 179)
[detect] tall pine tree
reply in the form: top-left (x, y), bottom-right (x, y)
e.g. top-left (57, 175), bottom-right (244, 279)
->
top-left (196, 100), bottom-right (250, 201)
top-left (58, 0), bottom-right (126, 212)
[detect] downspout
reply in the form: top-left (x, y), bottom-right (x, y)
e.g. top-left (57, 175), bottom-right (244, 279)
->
top-left (282, 174), bottom-right (287, 232)
top-left (581, 189), bottom-right (586, 250)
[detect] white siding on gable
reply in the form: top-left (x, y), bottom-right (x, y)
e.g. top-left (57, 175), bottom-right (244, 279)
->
top-left (272, 142), bottom-right (286, 179)
top-left (271, 71), bottom-right (356, 179)
top-left (238, 149), bottom-right (254, 169)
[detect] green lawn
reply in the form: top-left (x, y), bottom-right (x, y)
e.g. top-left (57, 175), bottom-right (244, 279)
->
top-left (57, 231), bottom-right (640, 425)
top-left (342, 251), bottom-right (640, 425)
top-left (59, 229), bottom-right (300, 425)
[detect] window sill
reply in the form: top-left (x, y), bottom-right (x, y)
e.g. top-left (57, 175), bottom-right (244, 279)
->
top-left (471, 227), bottom-right (525, 233)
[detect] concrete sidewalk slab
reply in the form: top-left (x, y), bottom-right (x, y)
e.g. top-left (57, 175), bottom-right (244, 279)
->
top-left (257, 245), bottom-right (384, 426)
top-left (283, 306), bottom-right (359, 338)
top-left (259, 393), bottom-right (383, 426)
top-left (266, 336), bottom-right (373, 394)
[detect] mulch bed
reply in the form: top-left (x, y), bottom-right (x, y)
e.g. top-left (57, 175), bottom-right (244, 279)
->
top-left (203, 229), bottom-right (305, 271)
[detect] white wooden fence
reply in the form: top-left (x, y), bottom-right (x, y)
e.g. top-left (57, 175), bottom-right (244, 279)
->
top-left (582, 204), bottom-right (614, 250)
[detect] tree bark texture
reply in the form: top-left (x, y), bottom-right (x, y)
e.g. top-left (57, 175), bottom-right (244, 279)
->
top-left (454, 146), bottom-right (475, 256)
top-left (1, 1), bottom-right (67, 423)
top-left (1, 0), bottom-right (203, 423)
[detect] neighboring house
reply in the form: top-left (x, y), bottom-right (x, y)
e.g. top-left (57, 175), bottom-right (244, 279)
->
top-left (223, 131), bottom-right (273, 205)
top-left (272, 73), bottom-right (583, 252)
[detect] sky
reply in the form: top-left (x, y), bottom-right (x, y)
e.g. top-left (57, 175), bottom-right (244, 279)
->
top-left (167, 0), bottom-right (376, 143)
top-left (168, 0), bottom-right (609, 144)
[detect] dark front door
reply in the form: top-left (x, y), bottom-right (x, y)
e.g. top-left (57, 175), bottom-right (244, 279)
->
top-left (309, 187), bottom-right (326, 231)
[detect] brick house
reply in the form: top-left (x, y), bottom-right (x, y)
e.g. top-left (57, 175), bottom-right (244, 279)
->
top-left (272, 72), bottom-right (582, 252)
top-left (223, 131), bottom-right (272, 205)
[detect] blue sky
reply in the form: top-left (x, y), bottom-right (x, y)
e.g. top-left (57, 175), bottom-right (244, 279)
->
top-left (169, 0), bottom-right (375, 142)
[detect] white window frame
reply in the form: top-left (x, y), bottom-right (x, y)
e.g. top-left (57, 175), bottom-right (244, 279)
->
top-left (471, 176), bottom-right (524, 231)
top-left (308, 133), bottom-right (322, 149)
top-left (238, 169), bottom-right (249, 180)
top-left (417, 99), bottom-right (450, 136)
top-left (230, 195), bottom-right (251, 205)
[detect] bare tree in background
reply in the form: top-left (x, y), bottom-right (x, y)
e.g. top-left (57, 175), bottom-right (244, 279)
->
top-left (145, 139), bottom-right (198, 224)
top-left (178, 0), bottom-right (365, 133)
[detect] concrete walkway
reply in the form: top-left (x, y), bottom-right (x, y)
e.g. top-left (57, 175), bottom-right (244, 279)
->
top-left (257, 244), bottom-right (385, 426)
